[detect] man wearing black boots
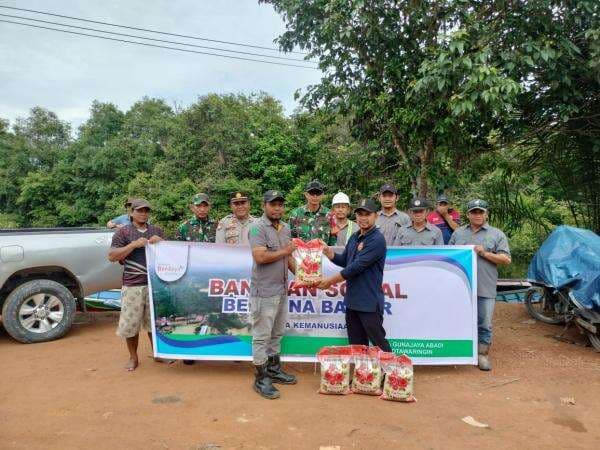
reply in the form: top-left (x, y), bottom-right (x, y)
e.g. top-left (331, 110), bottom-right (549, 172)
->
top-left (248, 190), bottom-right (298, 399)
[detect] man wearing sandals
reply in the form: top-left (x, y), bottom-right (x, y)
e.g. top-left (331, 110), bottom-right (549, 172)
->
top-left (108, 199), bottom-right (166, 371)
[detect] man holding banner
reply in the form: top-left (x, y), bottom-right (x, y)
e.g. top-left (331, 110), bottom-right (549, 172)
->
top-left (318, 198), bottom-right (392, 352)
top-left (449, 199), bottom-right (511, 371)
top-left (248, 190), bottom-right (298, 399)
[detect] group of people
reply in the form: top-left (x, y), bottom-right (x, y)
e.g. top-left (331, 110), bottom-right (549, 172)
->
top-left (107, 179), bottom-right (511, 399)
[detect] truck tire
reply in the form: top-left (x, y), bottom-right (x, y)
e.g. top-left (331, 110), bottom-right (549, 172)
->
top-left (1, 279), bottom-right (76, 343)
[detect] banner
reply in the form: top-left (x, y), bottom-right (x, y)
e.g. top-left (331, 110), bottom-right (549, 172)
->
top-left (147, 242), bottom-right (477, 365)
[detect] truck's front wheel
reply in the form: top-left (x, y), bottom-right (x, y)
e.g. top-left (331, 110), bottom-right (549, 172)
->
top-left (2, 280), bottom-right (76, 343)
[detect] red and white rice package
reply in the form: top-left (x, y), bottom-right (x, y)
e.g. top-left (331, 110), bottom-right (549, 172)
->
top-left (351, 345), bottom-right (382, 395)
top-left (292, 238), bottom-right (325, 287)
top-left (317, 346), bottom-right (352, 395)
top-left (380, 352), bottom-right (416, 402)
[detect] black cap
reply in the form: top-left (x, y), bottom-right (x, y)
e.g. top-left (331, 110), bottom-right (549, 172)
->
top-left (229, 191), bottom-right (249, 202)
top-left (263, 189), bottom-right (285, 203)
top-left (354, 198), bottom-right (379, 213)
top-left (408, 198), bottom-right (431, 210)
top-left (467, 199), bottom-right (488, 212)
top-left (379, 183), bottom-right (397, 194)
top-left (437, 194), bottom-right (450, 204)
top-left (304, 179), bottom-right (325, 193)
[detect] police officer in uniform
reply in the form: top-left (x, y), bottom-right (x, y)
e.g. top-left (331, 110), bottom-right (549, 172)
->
top-left (393, 198), bottom-right (444, 246)
top-left (449, 199), bottom-right (511, 371)
top-left (216, 191), bottom-right (256, 245)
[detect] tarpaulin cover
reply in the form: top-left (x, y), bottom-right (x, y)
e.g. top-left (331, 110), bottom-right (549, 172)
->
top-left (527, 226), bottom-right (600, 310)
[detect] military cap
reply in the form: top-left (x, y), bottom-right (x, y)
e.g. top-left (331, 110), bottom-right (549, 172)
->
top-left (379, 183), bottom-right (397, 194)
top-left (354, 198), bottom-right (379, 213)
top-left (192, 193), bottom-right (211, 205)
top-left (467, 199), bottom-right (488, 212)
top-left (408, 198), bottom-right (431, 210)
top-left (229, 191), bottom-right (249, 202)
top-left (263, 189), bottom-right (285, 203)
top-left (304, 179), bottom-right (325, 193)
top-left (131, 198), bottom-right (152, 210)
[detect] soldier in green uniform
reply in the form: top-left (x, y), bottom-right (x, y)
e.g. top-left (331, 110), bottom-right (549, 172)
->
top-left (176, 193), bottom-right (217, 366)
top-left (216, 191), bottom-right (257, 245)
top-left (175, 193), bottom-right (217, 243)
top-left (288, 180), bottom-right (336, 245)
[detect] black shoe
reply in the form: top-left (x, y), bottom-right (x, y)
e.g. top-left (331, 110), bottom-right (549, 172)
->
top-left (183, 360), bottom-right (195, 365)
top-left (254, 363), bottom-right (280, 399)
top-left (267, 355), bottom-right (297, 385)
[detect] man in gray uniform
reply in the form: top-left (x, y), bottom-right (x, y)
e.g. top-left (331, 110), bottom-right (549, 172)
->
top-left (216, 191), bottom-right (256, 245)
top-left (376, 183), bottom-right (410, 245)
top-left (394, 198), bottom-right (444, 246)
top-left (449, 199), bottom-right (511, 371)
top-left (248, 190), bottom-right (297, 399)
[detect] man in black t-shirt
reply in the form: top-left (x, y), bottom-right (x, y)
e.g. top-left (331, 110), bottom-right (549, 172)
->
top-left (108, 198), bottom-right (164, 371)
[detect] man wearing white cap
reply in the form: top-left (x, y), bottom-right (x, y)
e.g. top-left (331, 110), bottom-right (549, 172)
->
top-left (330, 192), bottom-right (356, 247)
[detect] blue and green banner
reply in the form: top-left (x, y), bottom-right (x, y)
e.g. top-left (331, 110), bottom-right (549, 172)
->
top-left (147, 242), bottom-right (477, 365)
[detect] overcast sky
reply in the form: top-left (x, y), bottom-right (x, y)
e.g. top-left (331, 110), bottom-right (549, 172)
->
top-left (0, 0), bottom-right (322, 130)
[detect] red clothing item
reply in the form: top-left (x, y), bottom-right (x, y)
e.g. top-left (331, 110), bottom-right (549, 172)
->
top-left (427, 209), bottom-right (461, 244)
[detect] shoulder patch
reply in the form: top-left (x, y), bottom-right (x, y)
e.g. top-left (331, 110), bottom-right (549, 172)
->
top-left (250, 226), bottom-right (260, 237)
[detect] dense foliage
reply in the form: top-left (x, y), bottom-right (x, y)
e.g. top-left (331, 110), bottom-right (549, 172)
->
top-left (1, 1), bottom-right (598, 278)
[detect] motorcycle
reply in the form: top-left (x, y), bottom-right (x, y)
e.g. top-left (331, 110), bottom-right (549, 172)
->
top-left (526, 225), bottom-right (600, 351)
top-left (525, 279), bottom-right (600, 351)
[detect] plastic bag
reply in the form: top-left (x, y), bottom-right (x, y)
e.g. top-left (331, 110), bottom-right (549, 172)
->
top-left (351, 345), bottom-right (383, 395)
top-left (380, 353), bottom-right (416, 402)
top-left (292, 238), bottom-right (325, 287)
top-left (317, 346), bottom-right (352, 395)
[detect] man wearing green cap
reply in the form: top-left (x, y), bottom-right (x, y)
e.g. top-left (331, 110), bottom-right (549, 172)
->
top-left (216, 191), bottom-right (256, 245)
top-left (176, 193), bottom-right (217, 243)
top-left (393, 198), bottom-right (444, 246)
top-left (449, 199), bottom-right (511, 371)
top-left (288, 179), bottom-right (336, 245)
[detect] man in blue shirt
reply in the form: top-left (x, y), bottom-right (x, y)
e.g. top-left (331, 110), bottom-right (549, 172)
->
top-left (318, 198), bottom-right (392, 352)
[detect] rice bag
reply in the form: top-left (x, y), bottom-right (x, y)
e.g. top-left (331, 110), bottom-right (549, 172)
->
top-left (292, 238), bottom-right (325, 287)
top-left (317, 346), bottom-right (352, 395)
top-left (351, 345), bottom-right (383, 396)
top-left (380, 353), bottom-right (416, 402)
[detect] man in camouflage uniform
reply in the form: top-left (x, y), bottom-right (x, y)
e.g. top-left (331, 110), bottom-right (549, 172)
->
top-left (216, 191), bottom-right (256, 245)
top-left (175, 193), bottom-right (217, 243)
top-left (288, 180), bottom-right (336, 245)
top-left (176, 192), bottom-right (217, 366)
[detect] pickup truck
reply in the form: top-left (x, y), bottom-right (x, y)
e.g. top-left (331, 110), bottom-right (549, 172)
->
top-left (0, 228), bottom-right (122, 343)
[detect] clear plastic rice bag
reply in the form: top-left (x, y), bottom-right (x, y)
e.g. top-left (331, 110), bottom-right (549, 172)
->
top-left (380, 353), bottom-right (417, 402)
top-left (292, 238), bottom-right (325, 287)
top-left (351, 345), bottom-right (383, 396)
top-left (317, 346), bottom-right (352, 395)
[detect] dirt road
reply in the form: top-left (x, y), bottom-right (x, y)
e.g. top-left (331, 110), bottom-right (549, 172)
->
top-left (1, 303), bottom-right (599, 450)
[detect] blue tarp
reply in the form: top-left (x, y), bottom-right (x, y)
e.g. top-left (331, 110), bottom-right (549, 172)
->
top-left (527, 226), bottom-right (600, 310)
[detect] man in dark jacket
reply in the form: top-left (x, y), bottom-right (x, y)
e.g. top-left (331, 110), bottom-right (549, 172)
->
top-left (318, 198), bottom-right (391, 352)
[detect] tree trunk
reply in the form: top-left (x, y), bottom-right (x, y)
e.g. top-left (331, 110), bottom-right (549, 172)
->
top-left (416, 138), bottom-right (434, 198)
